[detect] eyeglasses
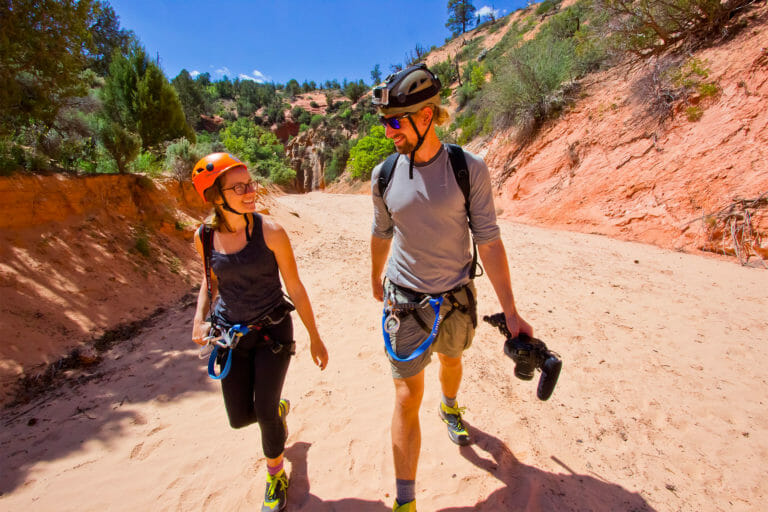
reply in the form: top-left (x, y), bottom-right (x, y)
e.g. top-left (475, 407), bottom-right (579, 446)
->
top-left (379, 113), bottom-right (411, 130)
top-left (221, 181), bottom-right (258, 195)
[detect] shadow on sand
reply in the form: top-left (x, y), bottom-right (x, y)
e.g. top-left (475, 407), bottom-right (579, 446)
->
top-left (0, 301), bottom-right (211, 496)
top-left (285, 441), bottom-right (390, 511)
top-left (437, 425), bottom-right (655, 511)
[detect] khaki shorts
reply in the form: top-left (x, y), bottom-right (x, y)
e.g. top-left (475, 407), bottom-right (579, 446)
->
top-left (383, 280), bottom-right (477, 379)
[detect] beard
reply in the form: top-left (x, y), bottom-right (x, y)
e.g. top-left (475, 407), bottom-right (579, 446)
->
top-left (394, 137), bottom-right (416, 155)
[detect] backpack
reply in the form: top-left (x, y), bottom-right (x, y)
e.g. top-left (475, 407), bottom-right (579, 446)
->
top-left (377, 144), bottom-right (482, 279)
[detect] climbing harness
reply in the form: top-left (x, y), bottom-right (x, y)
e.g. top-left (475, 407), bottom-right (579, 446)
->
top-left (382, 291), bottom-right (444, 362)
top-left (381, 281), bottom-right (478, 362)
top-left (199, 324), bottom-right (247, 380)
top-left (200, 302), bottom-right (296, 380)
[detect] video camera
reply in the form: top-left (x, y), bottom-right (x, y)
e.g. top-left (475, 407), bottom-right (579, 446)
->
top-left (483, 313), bottom-right (562, 401)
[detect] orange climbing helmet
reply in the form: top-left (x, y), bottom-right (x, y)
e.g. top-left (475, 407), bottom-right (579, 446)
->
top-left (191, 153), bottom-right (247, 202)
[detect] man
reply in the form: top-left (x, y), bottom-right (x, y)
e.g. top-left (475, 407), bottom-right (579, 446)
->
top-left (370, 63), bottom-right (533, 512)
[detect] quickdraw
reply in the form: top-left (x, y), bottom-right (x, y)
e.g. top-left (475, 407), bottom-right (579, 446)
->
top-left (382, 291), bottom-right (445, 362)
top-left (199, 324), bottom-right (249, 380)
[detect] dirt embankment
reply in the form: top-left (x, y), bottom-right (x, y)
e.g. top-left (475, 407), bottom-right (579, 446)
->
top-left (471, 6), bottom-right (768, 260)
top-left (0, 174), bottom-right (208, 404)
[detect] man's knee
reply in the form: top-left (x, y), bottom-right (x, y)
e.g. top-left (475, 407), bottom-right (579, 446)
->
top-left (437, 353), bottom-right (462, 369)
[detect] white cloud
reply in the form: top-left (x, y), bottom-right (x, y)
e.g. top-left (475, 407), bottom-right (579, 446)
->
top-left (238, 69), bottom-right (271, 83)
top-left (190, 70), bottom-right (200, 78)
top-left (214, 66), bottom-right (231, 77)
top-left (476, 5), bottom-right (504, 19)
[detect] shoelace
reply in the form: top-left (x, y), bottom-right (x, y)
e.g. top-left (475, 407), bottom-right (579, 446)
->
top-left (443, 404), bottom-right (467, 426)
top-left (267, 472), bottom-right (288, 499)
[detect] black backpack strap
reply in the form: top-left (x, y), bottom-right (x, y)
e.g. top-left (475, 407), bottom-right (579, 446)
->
top-left (446, 144), bottom-right (470, 214)
top-left (377, 152), bottom-right (400, 198)
top-left (198, 224), bottom-right (215, 307)
top-left (446, 144), bottom-right (483, 279)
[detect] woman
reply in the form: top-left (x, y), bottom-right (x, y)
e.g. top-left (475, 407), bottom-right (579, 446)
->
top-left (190, 152), bottom-right (328, 512)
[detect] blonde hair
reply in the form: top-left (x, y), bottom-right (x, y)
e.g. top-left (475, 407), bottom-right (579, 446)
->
top-left (203, 183), bottom-right (231, 232)
top-left (430, 104), bottom-right (450, 126)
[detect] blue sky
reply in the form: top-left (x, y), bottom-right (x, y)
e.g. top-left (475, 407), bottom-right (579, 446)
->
top-left (108, 0), bottom-right (529, 86)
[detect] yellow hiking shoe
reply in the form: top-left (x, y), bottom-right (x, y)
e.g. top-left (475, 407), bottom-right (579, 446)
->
top-left (262, 468), bottom-right (288, 511)
top-left (393, 499), bottom-right (417, 511)
top-left (439, 401), bottom-right (470, 446)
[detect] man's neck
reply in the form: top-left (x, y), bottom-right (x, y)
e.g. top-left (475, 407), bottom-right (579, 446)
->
top-left (412, 131), bottom-right (442, 164)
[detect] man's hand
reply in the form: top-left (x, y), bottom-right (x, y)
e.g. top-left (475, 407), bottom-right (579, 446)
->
top-left (505, 312), bottom-right (533, 340)
top-left (372, 276), bottom-right (384, 302)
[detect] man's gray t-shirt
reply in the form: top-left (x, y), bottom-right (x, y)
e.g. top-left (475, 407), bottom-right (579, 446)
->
top-left (371, 144), bottom-right (500, 294)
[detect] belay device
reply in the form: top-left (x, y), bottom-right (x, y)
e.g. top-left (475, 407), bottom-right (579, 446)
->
top-left (483, 313), bottom-right (562, 401)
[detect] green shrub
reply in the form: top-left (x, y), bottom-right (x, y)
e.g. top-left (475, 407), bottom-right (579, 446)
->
top-left (325, 143), bottom-right (350, 183)
top-left (699, 82), bottom-right (719, 98)
top-left (347, 125), bottom-right (394, 180)
top-left (134, 230), bottom-right (151, 257)
top-left (310, 115), bottom-right (324, 129)
top-left (686, 105), bottom-right (703, 122)
top-left (536, 0), bottom-right (561, 16)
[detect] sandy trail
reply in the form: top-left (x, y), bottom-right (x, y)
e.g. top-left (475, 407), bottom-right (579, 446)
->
top-left (2, 192), bottom-right (767, 511)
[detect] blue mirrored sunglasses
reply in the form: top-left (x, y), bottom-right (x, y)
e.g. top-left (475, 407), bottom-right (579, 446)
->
top-left (379, 114), bottom-right (410, 129)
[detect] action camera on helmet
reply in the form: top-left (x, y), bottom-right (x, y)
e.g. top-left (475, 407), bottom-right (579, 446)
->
top-left (483, 313), bottom-right (562, 401)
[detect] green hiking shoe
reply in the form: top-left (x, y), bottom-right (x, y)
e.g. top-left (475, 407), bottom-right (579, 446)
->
top-left (279, 398), bottom-right (290, 438)
top-left (393, 499), bottom-right (417, 511)
top-left (439, 401), bottom-right (470, 446)
top-left (262, 468), bottom-right (289, 512)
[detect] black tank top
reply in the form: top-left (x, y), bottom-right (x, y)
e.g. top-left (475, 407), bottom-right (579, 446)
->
top-left (211, 214), bottom-right (284, 325)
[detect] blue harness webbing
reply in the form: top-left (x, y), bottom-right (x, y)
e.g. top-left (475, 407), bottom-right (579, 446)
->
top-left (382, 295), bottom-right (444, 362)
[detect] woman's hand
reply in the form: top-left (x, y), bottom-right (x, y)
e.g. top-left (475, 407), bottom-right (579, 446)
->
top-left (310, 338), bottom-right (329, 370)
top-left (192, 320), bottom-right (212, 346)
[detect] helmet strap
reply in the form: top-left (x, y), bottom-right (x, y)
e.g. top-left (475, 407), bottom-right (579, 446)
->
top-left (216, 181), bottom-right (252, 241)
top-left (406, 113), bottom-right (434, 180)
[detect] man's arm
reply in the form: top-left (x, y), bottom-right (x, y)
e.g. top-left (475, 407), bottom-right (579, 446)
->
top-left (371, 235), bottom-right (392, 302)
top-left (477, 238), bottom-right (532, 338)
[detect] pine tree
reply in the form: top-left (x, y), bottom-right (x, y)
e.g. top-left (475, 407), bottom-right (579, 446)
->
top-left (446, 0), bottom-right (476, 37)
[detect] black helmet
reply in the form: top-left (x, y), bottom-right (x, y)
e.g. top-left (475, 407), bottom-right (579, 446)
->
top-left (372, 63), bottom-right (442, 116)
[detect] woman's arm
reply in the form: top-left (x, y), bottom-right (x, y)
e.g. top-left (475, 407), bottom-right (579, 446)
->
top-left (192, 228), bottom-right (218, 345)
top-left (263, 218), bottom-right (328, 370)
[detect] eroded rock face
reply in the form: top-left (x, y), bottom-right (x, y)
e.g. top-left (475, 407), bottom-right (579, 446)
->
top-left (473, 17), bottom-right (768, 258)
top-left (285, 128), bottom-right (338, 193)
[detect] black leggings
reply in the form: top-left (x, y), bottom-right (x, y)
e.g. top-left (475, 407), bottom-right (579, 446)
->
top-left (219, 316), bottom-right (293, 458)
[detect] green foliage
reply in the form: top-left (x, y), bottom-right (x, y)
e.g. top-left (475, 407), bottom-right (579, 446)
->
top-left (698, 82), bottom-right (719, 98)
top-left (536, 0), bottom-right (561, 16)
top-left (87, 1), bottom-right (136, 76)
top-left (686, 105), bottom-right (704, 122)
top-left (134, 229), bottom-right (151, 257)
top-left (432, 58), bottom-right (459, 89)
top-left (446, 0), bottom-right (477, 36)
top-left (136, 64), bottom-right (194, 148)
top-left (310, 114), bottom-right (324, 129)
top-left (220, 118), bottom-right (293, 184)
top-left (325, 143), bottom-right (350, 183)
top-left (261, 159), bottom-right (296, 185)
top-left (310, 100), bottom-right (320, 108)
top-left (99, 120), bottom-right (140, 173)
top-left (670, 58), bottom-right (710, 88)
top-left (285, 79), bottom-right (301, 97)
top-left (128, 150), bottom-right (162, 175)
top-left (458, 37), bottom-right (485, 62)
top-left (596, 0), bottom-right (742, 56)
top-left (0, 0), bottom-right (94, 137)
top-left (343, 79), bottom-right (369, 103)
top-left (371, 64), bottom-right (382, 85)
top-left (347, 125), bottom-right (394, 180)
top-left (100, 45), bottom-right (193, 163)
top-left (172, 69), bottom-right (211, 127)
top-left (291, 106), bottom-right (312, 126)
